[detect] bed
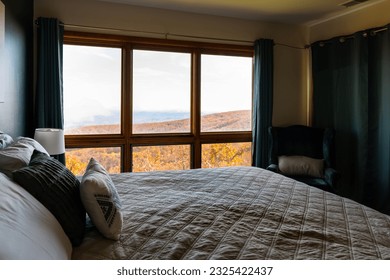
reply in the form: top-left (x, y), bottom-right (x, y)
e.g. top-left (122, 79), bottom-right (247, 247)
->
top-left (1, 133), bottom-right (390, 260)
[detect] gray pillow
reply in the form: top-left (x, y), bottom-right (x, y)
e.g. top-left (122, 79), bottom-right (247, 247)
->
top-left (13, 150), bottom-right (86, 246)
top-left (0, 137), bottom-right (48, 178)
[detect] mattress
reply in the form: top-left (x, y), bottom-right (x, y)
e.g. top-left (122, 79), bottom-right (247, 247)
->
top-left (72, 166), bottom-right (390, 260)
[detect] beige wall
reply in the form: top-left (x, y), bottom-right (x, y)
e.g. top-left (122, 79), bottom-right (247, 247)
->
top-left (309, 0), bottom-right (390, 43)
top-left (34, 0), bottom-right (310, 126)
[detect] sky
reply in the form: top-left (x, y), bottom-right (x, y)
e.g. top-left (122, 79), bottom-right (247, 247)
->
top-left (63, 45), bottom-right (252, 128)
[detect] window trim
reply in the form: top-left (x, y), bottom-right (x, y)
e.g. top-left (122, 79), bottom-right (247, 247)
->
top-left (63, 31), bottom-right (253, 172)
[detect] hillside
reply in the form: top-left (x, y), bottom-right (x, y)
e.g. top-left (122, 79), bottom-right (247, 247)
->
top-left (65, 110), bottom-right (252, 175)
top-left (65, 110), bottom-right (251, 134)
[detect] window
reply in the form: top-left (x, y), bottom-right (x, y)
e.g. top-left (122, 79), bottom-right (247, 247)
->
top-left (63, 33), bottom-right (253, 173)
top-left (66, 147), bottom-right (121, 176)
top-left (132, 50), bottom-right (191, 134)
top-left (132, 145), bottom-right (191, 172)
top-left (202, 143), bottom-right (252, 168)
top-left (63, 45), bottom-right (121, 135)
top-left (201, 54), bottom-right (252, 132)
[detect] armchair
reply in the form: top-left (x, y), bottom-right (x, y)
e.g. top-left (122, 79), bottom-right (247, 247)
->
top-left (267, 125), bottom-right (338, 192)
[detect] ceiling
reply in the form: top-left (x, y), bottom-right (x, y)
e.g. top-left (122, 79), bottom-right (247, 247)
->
top-left (97, 0), bottom-right (385, 25)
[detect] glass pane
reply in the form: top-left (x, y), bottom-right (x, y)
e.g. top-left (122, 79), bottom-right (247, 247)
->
top-left (66, 147), bottom-right (121, 176)
top-left (202, 142), bottom-right (252, 168)
top-left (63, 45), bottom-right (121, 135)
top-left (132, 50), bottom-right (191, 134)
top-left (132, 145), bottom-right (190, 172)
top-left (201, 54), bottom-right (252, 132)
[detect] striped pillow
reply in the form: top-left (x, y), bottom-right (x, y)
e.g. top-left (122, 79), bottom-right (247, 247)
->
top-left (13, 150), bottom-right (86, 246)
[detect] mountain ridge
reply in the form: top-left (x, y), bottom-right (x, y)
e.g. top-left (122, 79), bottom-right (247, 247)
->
top-left (65, 110), bottom-right (251, 134)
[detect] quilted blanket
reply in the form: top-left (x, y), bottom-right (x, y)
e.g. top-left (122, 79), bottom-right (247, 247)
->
top-left (72, 167), bottom-right (390, 259)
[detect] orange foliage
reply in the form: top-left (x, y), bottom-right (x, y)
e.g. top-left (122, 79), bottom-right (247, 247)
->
top-left (66, 147), bottom-right (121, 176)
top-left (202, 143), bottom-right (251, 168)
top-left (66, 143), bottom-right (251, 176)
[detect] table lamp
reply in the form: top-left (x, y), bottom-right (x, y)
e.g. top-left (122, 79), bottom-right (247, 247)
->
top-left (34, 128), bottom-right (65, 156)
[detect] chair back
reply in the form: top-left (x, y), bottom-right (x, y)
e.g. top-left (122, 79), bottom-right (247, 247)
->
top-left (268, 125), bottom-right (334, 168)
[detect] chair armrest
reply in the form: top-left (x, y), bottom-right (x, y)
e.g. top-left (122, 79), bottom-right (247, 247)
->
top-left (324, 168), bottom-right (339, 187)
top-left (266, 164), bottom-right (279, 173)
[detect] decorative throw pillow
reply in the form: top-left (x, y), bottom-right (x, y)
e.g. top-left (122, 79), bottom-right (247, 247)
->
top-left (278, 155), bottom-right (324, 178)
top-left (80, 158), bottom-right (122, 240)
top-left (12, 150), bottom-right (86, 246)
top-left (0, 137), bottom-right (48, 177)
top-left (0, 131), bottom-right (14, 149)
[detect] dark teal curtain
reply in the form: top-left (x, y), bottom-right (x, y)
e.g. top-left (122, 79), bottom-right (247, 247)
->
top-left (311, 24), bottom-right (390, 214)
top-left (35, 17), bottom-right (65, 164)
top-left (252, 39), bottom-right (274, 168)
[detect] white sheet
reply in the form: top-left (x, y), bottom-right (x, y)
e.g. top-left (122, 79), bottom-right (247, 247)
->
top-left (0, 173), bottom-right (72, 260)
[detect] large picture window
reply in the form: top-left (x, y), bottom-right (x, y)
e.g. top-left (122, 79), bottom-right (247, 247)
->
top-left (132, 50), bottom-right (191, 134)
top-left (201, 54), bottom-right (252, 132)
top-left (63, 32), bottom-right (253, 173)
top-left (63, 45), bottom-right (121, 135)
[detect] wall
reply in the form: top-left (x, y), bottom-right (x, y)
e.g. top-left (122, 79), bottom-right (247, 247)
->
top-left (309, 0), bottom-right (390, 42)
top-left (34, 0), bottom-right (310, 127)
top-left (0, 0), bottom-right (34, 138)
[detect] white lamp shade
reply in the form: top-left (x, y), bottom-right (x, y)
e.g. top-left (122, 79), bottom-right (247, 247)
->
top-left (34, 128), bottom-right (65, 155)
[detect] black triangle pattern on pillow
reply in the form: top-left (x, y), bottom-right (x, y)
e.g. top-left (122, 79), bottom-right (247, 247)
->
top-left (95, 194), bottom-right (117, 228)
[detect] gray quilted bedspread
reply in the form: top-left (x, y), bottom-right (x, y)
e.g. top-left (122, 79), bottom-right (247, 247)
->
top-left (72, 167), bottom-right (390, 259)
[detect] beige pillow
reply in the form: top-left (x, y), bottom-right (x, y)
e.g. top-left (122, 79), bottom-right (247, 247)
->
top-left (278, 155), bottom-right (324, 178)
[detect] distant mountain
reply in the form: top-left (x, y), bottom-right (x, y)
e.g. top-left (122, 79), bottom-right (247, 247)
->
top-left (65, 111), bottom-right (190, 130)
top-left (65, 110), bottom-right (251, 134)
top-left (133, 111), bottom-right (190, 124)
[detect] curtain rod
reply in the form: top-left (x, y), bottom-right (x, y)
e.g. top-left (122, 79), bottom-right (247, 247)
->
top-left (35, 20), bottom-right (308, 49)
top-left (62, 23), bottom-right (255, 45)
top-left (316, 25), bottom-right (388, 46)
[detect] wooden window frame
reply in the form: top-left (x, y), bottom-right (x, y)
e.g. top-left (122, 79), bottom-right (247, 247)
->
top-left (63, 31), bottom-right (254, 172)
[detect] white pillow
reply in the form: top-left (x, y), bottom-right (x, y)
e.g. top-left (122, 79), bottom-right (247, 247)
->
top-left (0, 137), bottom-right (48, 178)
top-left (80, 158), bottom-right (123, 240)
top-left (0, 132), bottom-right (14, 149)
top-left (0, 137), bottom-right (48, 177)
top-left (0, 173), bottom-right (72, 259)
top-left (278, 155), bottom-right (324, 178)
top-left (16, 137), bottom-right (49, 154)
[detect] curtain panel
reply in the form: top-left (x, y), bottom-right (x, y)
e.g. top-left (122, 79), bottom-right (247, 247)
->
top-left (35, 17), bottom-right (65, 164)
top-left (252, 39), bottom-right (274, 169)
top-left (311, 24), bottom-right (390, 214)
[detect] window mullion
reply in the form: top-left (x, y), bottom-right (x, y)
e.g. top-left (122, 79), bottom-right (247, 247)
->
top-left (191, 51), bottom-right (201, 169)
top-left (123, 43), bottom-right (132, 172)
